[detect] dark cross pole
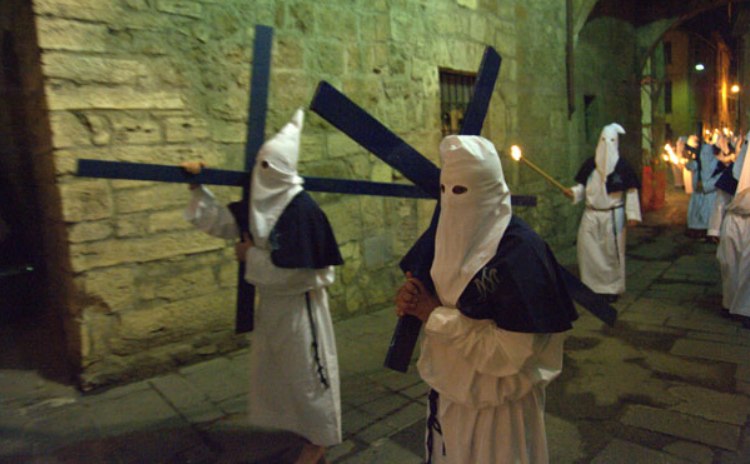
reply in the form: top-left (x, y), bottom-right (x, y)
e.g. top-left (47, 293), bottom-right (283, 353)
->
top-left (76, 24), bottom-right (460, 334)
top-left (309, 48), bottom-right (616, 373)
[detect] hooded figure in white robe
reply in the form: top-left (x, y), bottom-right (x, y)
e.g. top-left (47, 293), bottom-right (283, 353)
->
top-left (569, 123), bottom-right (642, 297)
top-left (396, 135), bottom-right (577, 464)
top-left (717, 134), bottom-right (750, 325)
top-left (686, 132), bottom-right (723, 235)
top-left (707, 133), bottom-right (737, 239)
top-left (184, 109), bottom-right (343, 450)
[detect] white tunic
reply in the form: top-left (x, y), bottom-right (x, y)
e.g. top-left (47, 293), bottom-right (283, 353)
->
top-left (185, 187), bottom-right (342, 446)
top-left (570, 170), bottom-right (641, 295)
top-left (418, 308), bottom-right (565, 464)
top-left (686, 147), bottom-right (720, 230)
top-left (717, 190), bottom-right (750, 317)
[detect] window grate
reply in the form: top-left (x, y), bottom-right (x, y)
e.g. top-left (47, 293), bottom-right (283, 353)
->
top-left (439, 69), bottom-right (477, 136)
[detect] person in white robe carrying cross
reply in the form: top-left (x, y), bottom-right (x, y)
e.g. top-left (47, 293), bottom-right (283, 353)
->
top-left (395, 135), bottom-right (577, 464)
top-left (183, 109), bottom-right (343, 464)
top-left (565, 123), bottom-right (642, 302)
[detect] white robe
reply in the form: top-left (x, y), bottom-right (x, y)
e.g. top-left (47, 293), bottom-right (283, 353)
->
top-left (717, 190), bottom-right (750, 317)
top-left (185, 187), bottom-right (342, 446)
top-left (686, 147), bottom-right (720, 230)
top-left (570, 171), bottom-right (641, 295)
top-left (417, 308), bottom-right (565, 464)
top-left (708, 189), bottom-right (731, 237)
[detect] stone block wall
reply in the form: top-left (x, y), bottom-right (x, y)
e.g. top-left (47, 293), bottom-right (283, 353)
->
top-left (19, 0), bottom-right (644, 388)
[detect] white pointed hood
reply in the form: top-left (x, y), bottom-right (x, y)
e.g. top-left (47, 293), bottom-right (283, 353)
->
top-left (431, 135), bottom-right (512, 307)
top-left (595, 123), bottom-right (625, 179)
top-left (249, 108), bottom-right (305, 248)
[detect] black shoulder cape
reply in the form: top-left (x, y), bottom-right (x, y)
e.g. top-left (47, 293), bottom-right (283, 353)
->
top-left (574, 157), bottom-right (641, 193)
top-left (456, 216), bottom-right (578, 333)
top-left (401, 215), bottom-right (579, 333)
top-left (228, 191), bottom-right (343, 269)
top-left (715, 162), bottom-right (738, 195)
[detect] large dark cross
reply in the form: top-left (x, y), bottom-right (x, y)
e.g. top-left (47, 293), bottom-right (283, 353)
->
top-left (308, 49), bottom-right (617, 372)
top-left (75, 25), bottom-right (528, 334)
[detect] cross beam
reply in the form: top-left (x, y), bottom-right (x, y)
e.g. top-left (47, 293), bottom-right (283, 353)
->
top-left (310, 47), bottom-right (616, 373)
top-left (75, 25), bottom-right (535, 337)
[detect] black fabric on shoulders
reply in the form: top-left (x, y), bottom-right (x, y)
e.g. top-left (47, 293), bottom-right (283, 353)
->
top-left (457, 216), bottom-right (578, 333)
top-left (715, 163), bottom-right (738, 195)
top-left (227, 192), bottom-right (343, 270)
top-left (269, 192), bottom-right (343, 269)
top-left (574, 157), bottom-right (640, 193)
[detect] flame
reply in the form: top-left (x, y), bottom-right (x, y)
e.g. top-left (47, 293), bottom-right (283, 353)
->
top-left (510, 145), bottom-right (522, 161)
top-left (664, 144), bottom-right (680, 165)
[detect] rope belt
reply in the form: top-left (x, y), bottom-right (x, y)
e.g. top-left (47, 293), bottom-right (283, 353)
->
top-left (426, 389), bottom-right (446, 463)
top-left (585, 204), bottom-right (624, 212)
top-left (305, 291), bottom-right (329, 389)
top-left (586, 204), bottom-right (624, 265)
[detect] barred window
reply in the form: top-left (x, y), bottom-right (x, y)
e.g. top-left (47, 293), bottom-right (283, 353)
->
top-left (439, 69), bottom-right (477, 136)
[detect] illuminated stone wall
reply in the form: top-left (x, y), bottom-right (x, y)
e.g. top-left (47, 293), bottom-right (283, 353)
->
top-left (22, 0), bottom-right (641, 388)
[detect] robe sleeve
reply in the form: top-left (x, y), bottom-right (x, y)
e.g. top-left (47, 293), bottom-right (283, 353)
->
top-left (244, 246), bottom-right (335, 294)
top-left (184, 186), bottom-right (239, 240)
top-left (570, 183), bottom-right (585, 204)
top-left (625, 188), bottom-right (642, 222)
top-left (417, 307), bottom-right (564, 409)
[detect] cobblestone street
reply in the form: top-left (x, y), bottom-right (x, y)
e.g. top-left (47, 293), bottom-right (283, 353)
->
top-left (2, 188), bottom-right (749, 463)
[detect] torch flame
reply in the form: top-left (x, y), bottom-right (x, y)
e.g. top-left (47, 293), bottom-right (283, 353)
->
top-left (510, 145), bottom-right (522, 161)
top-left (664, 144), bottom-right (680, 165)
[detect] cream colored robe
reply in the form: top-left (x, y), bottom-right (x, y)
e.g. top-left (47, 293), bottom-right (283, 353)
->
top-left (418, 308), bottom-right (565, 464)
top-left (570, 170), bottom-right (642, 295)
top-left (185, 186), bottom-right (342, 446)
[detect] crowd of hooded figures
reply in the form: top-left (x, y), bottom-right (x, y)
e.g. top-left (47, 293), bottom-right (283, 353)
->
top-left (178, 110), bottom-right (748, 463)
top-left (670, 128), bottom-right (750, 329)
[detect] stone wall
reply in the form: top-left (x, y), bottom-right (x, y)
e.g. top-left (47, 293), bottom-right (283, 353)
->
top-left (24, 0), bottom-right (645, 388)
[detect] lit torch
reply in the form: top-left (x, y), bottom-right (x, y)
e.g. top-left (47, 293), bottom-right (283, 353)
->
top-left (664, 143), bottom-right (681, 165)
top-left (509, 145), bottom-right (570, 194)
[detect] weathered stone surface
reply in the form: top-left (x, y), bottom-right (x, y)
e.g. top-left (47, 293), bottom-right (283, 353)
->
top-left (67, 221), bottom-right (113, 243)
top-left (149, 209), bottom-right (194, 233)
top-left (155, 0), bottom-right (203, 18)
top-left (46, 85), bottom-right (185, 111)
top-left (59, 179), bottom-right (112, 222)
top-left (546, 414), bottom-right (584, 464)
top-left (112, 291), bottom-right (234, 353)
top-left (138, 268), bottom-right (217, 302)
top-left (82, 267), bottom-right (136, 313)
top-left (662, 441), bottom-right (715, 464)
top-left (592, 439), bottom-right (686, 464)
top-left (114, 184), bottom-right (187, 214)
top-left (621, 404), bottom-right (741, 451)
top-left (110, 113), bottom-right (162, 145)
top-left (671, 339), bottom-right (749, 364)
top-left (43, 53), bottom-right (147, 85)
top-left (70, 230), bottom-right (225, 272)
top-left (49, 111), bottom-right (92, 149)
top-left (164, 116), bottom-right (210, 142)
top-left (36, 17), bottom-right (112, 52)
top-left (668, 385), bottom-right (750, 425)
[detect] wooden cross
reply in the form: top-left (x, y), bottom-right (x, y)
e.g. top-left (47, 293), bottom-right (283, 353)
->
top-left (76, 25), bottom-right (523, 333)
top-left (309, 49), bottom-right (616, 372)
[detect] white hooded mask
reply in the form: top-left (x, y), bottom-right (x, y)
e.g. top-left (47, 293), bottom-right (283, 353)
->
top-left (431, 135), bottom-right (512, 307)
top-left (249, 108), bottom-right (305, 249)
top-left (595, 123), bottom-right (626, 179)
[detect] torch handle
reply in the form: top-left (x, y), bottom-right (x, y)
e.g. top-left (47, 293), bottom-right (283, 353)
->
top-left (520, 158), bottom-right (570, 194)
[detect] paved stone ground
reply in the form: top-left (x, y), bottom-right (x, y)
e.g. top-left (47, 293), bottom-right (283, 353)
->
top-left (2, 187), bottom-right (750, 463)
